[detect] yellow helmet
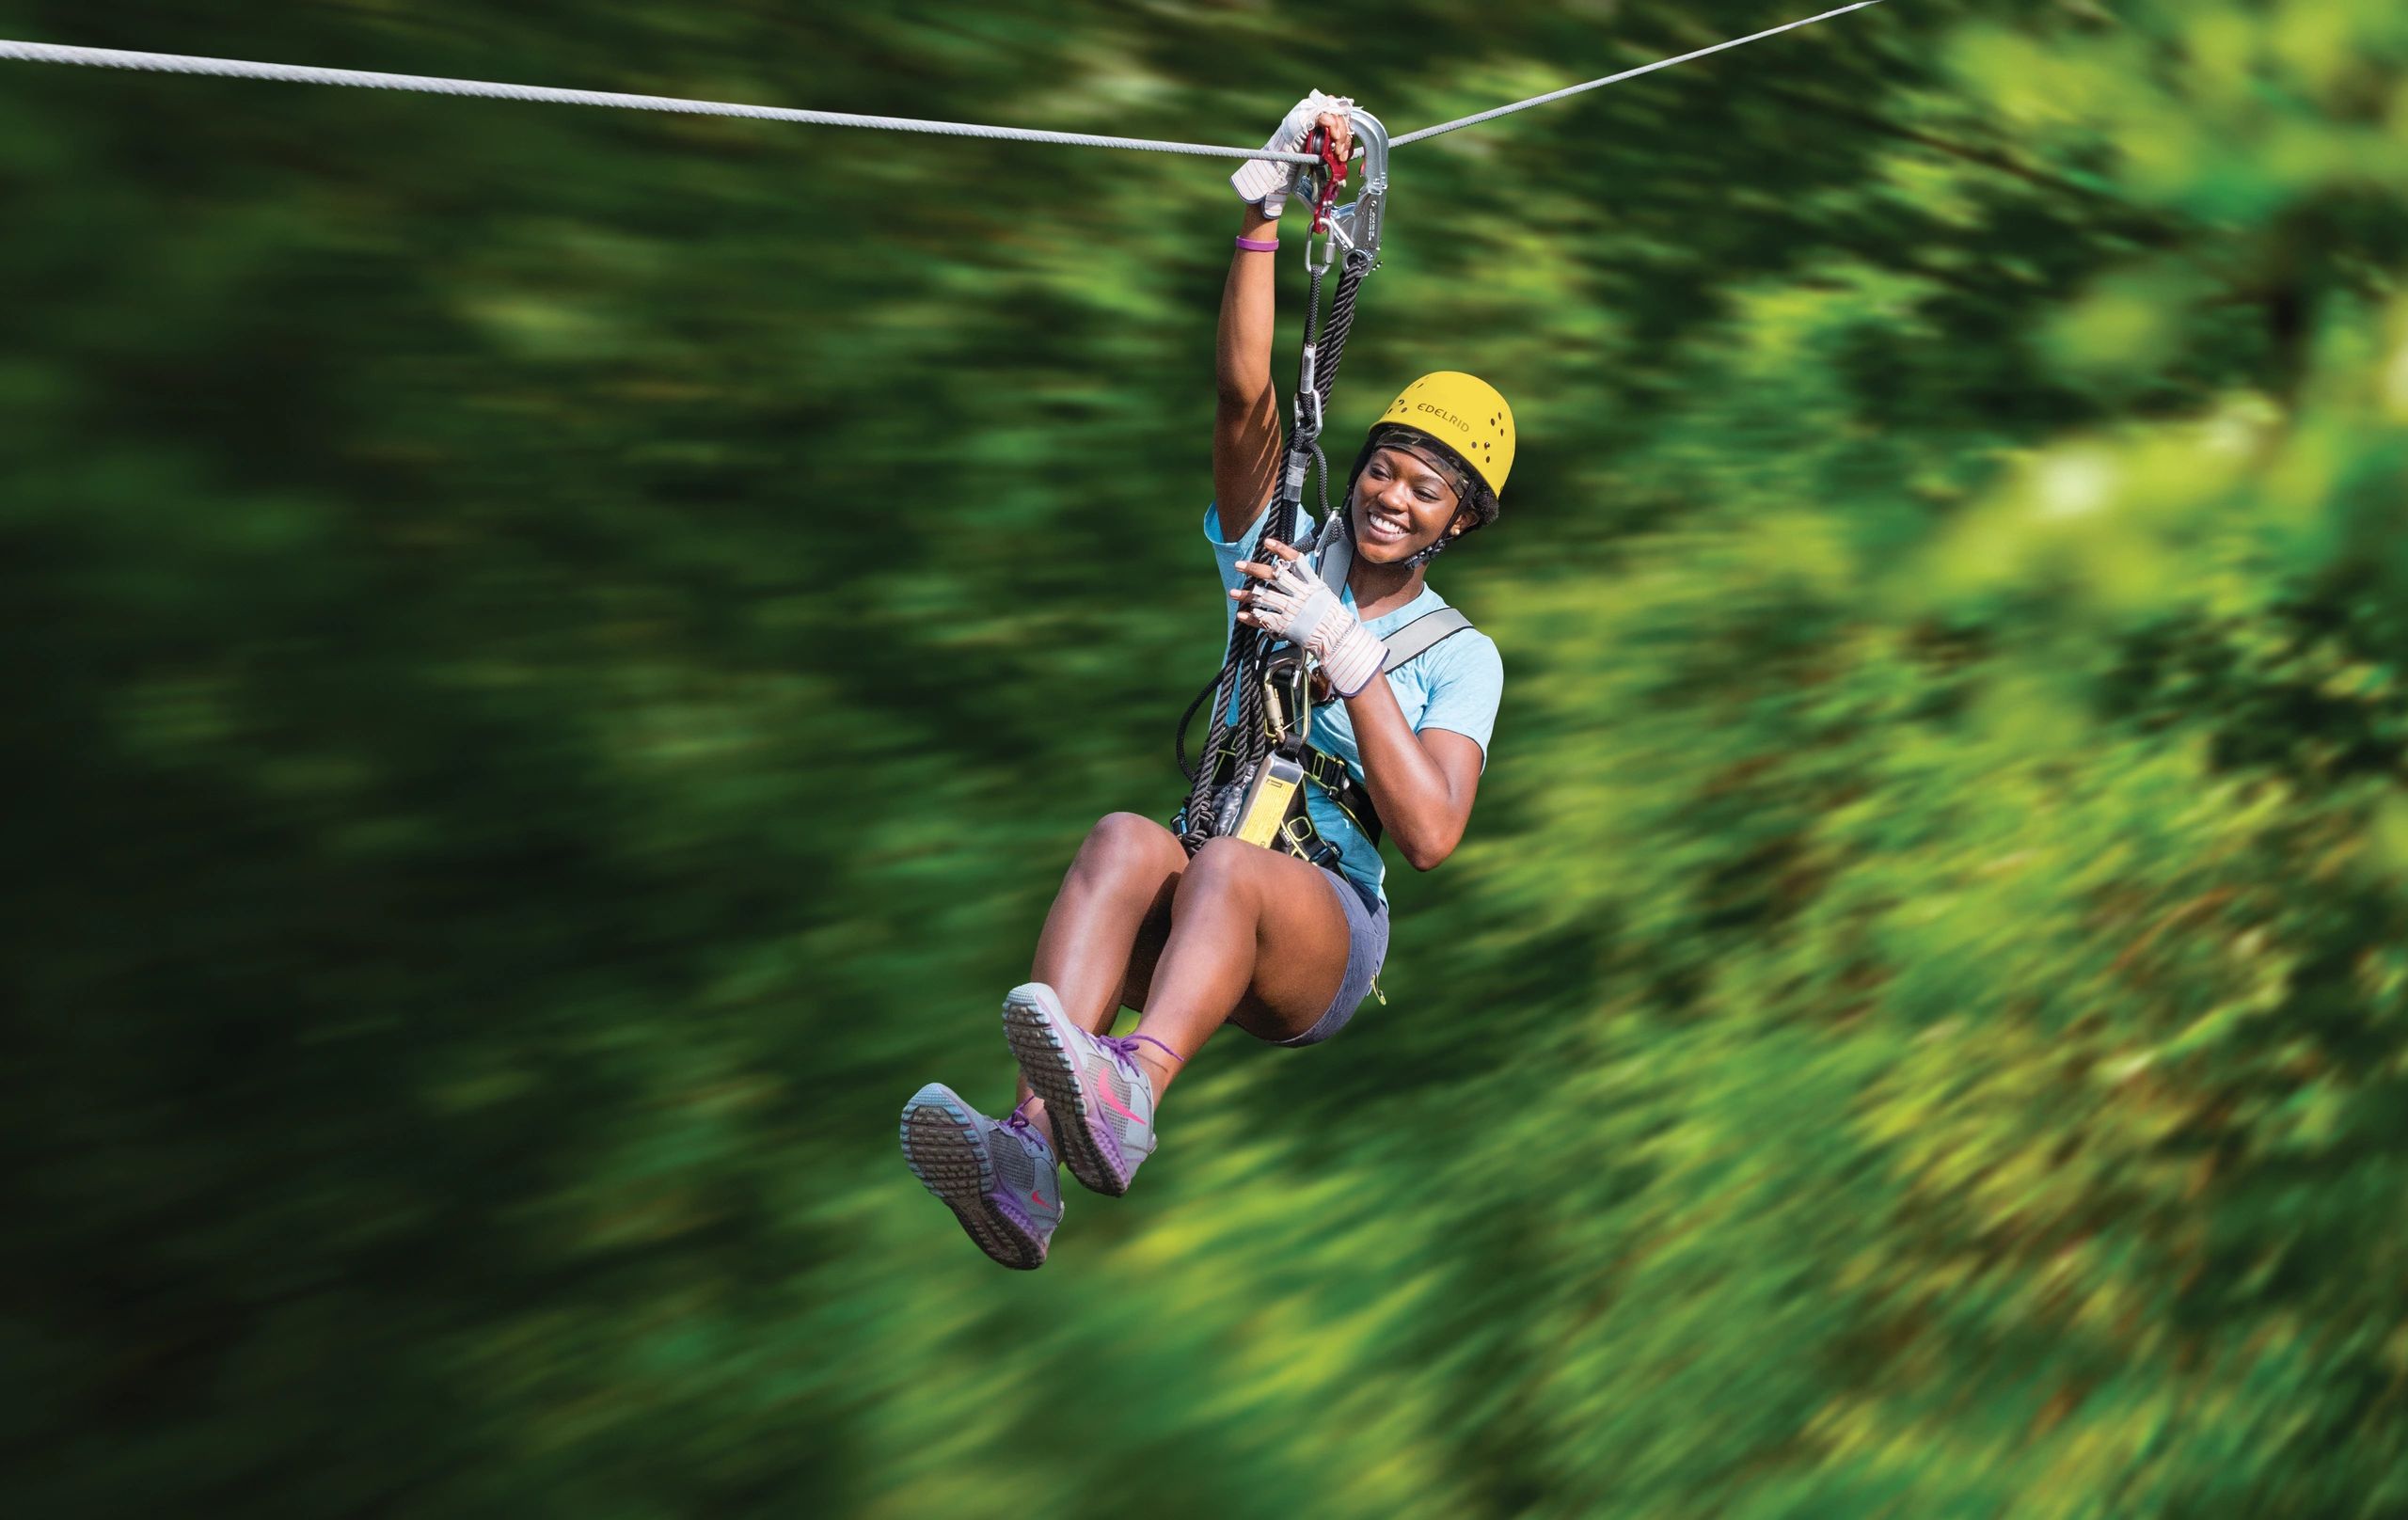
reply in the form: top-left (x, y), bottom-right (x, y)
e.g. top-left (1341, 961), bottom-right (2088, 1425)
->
top-left (1369, 371), bottom-right (1515, 502)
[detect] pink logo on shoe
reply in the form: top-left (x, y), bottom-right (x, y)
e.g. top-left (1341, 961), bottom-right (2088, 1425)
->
top-left (1087, 1069), bottom-right (1147, 1128)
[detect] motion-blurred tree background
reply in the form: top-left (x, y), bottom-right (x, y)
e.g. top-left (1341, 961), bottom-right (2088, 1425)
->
top-left (8, 0), bottom-right (2408, 1514)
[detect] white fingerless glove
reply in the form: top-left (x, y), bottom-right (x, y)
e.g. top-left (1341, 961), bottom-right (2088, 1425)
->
top-left (1229, 90), bottom-right (1352, 218)
top-left (1247, 555), bottom-right (1386, 698)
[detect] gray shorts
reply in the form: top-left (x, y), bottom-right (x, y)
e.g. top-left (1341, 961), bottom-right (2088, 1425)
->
top-left (1273, 868), bottom-right (1390, 1048)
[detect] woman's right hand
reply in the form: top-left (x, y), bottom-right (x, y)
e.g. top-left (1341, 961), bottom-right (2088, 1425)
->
top-left (1230, 90), bottom-right (1353, 217)
top-left (1234, 535), bottom-right (1387, 697)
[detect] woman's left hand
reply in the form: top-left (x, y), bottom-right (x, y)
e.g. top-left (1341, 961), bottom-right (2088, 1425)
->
top-left (1232, 537), bottom-right (1387, 697)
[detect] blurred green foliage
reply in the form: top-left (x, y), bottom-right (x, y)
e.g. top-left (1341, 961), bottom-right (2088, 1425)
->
top-left (8, 0), bottom-right (2408, 1514)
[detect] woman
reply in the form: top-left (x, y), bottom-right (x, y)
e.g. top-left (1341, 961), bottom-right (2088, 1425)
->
top-left (898, 95), bottom-right (1512, 1269)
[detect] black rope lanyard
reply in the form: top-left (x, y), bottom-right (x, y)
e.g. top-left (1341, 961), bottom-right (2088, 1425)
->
top-left (1174, 124), bottom-right (1383, 855)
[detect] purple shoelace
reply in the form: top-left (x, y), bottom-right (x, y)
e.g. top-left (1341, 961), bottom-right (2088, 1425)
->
top-left (1000, 1031), bottom-right (1181, 1160)
top-left (999, 1101), bottom-right (1057, 1165)
top-left (1097, 1032), bottom-right (1185, 1069)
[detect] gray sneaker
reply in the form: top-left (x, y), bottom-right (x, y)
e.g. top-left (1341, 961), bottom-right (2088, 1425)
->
top-left (1001, 982), bottom-right (1183, 1197)
top-left (899, 1083), bottom-right (1063, 1270)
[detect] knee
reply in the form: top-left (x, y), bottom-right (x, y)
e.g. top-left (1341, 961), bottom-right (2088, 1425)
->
top-left (1069, 812), bottom-right (1178, 886)
top-left (1181, 837), bottom-right (1260, 897)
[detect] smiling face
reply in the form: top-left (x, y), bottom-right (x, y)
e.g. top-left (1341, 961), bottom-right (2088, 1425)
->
top-left (1351, 445), bottom-right (1478, 564)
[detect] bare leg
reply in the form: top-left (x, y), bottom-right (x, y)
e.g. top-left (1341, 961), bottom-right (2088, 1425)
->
top-left (1011, 813), bottom-right (1189, 1145)
top-left (1121, 838), bottom-right (1354, 1102)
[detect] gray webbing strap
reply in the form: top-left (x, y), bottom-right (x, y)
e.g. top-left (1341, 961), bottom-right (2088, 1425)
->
top-left (1308, 522), bottom-right (1473, 673)
top-left (1379, 608), bottom-right (1473, 673)
top-left (1316, 514), bottom-right (1354, 601)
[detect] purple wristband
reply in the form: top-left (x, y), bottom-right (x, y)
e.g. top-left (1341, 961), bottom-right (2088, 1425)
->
top-left (1233, 235), bottom-right (1280, 253)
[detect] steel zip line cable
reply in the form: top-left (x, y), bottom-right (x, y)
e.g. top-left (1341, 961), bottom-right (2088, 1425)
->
top-left (1391, 1), bottom-right (1886, 146)
top-left (0, 5), bottom-right (1883, 161)
top-left (0, 40), bottom-right (1325, 165)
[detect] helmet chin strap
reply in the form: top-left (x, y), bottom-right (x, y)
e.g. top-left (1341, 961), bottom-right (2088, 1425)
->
top-left (1402, 533), bottom-right (1455, 569)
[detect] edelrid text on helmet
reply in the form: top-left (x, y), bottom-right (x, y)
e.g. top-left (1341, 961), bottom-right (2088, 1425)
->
top-left (1378, 372), bottom-right (1513, 501)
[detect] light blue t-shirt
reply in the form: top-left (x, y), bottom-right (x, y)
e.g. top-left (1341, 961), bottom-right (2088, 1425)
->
top-left (1204, 500), bottom-right (1503, 908)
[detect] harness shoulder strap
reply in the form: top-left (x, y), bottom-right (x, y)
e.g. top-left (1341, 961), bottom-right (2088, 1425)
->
top-left (1314, 515), bottom-right (1353, 600)
top-left (1312, 521), bottom-right (1477, 675)
top-left (1379, 608), bottom-right (1474, 673)
top-left (1298, 607), bottom-right (1479, 843)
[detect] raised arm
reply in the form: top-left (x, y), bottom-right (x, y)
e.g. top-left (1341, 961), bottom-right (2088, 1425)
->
top-left (1212, 100), bottom-right (1352, 541)
top-left (1212, 203), bottom-right (1285, 540)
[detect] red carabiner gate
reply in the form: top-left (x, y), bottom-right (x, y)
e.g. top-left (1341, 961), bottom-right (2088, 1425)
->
top-left (1303, 124), bottom-right (1349, 235)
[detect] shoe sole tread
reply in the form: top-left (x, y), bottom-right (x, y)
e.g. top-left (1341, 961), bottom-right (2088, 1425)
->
top-left (1002, 991), bottom-right (1133, 1198)
top-left (899, 1085), bottom-right (1047, 1271)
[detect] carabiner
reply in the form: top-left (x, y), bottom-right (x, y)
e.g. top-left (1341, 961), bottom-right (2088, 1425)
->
top-left (1263, 655), bottom-right (1314, 754)
top-left (1322, 110), bottom-right (1389, 268)
top-left (1305, 222), bottom-right (1338, 277)
top-left (1302, 124), bottom-right (1349, 235)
